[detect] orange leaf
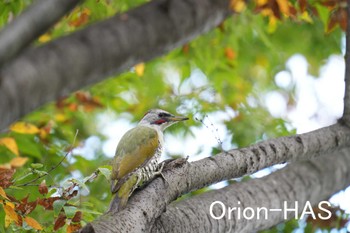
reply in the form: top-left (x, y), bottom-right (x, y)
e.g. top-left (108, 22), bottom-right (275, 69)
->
top-left (4, 203), bottom-right (19, 225)
top-left (0, 137), bottom-right (19, 156)
top-left (225, 47), bottom-right (236, 60)
top-left (0, 187), bottom-right (9, 200)
top-left (24, 216), bottom-right (43, 230)
top-left (67, 223), bottom-right (82, 233)
top-left (10, 122), bottom-right (39, 134)
top-left (276, 0), bottom-right (289, 15)
top-left (69, 8), bottom-right (91, 28)
top-left (10, 157), bottom-right (28, 168)
top-left (135, 63), bottom-right (145, 77)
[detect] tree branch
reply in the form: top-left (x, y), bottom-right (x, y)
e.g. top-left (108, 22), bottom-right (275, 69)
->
top-left (81, 123), bottom-right (350, 232)
top-left (151, 148), bottom-right (350, 232)
top-left (0, 0), bottom-right (82, 66)
top-left (0, 0), bottom-right (231, 131)
top-left (341, 0), bottom-right (350, 125)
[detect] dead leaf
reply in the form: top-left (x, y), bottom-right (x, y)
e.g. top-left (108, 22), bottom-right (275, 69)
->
top-left (54, 213), bottom-right (67, 231)
top-left (39, 180), bottom-right (48, 195)
top-left (0, 137), bottom-right (19, 156)
top-left (17, 196), bottom-right (37, 215)
top-left (0, 168), bottom-right (15, 188)
top-left (71, 211), bottom-right (82, 222)
top-left (38, 197), bottom-right (60, 210)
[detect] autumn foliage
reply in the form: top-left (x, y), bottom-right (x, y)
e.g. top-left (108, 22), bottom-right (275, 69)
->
top-left (0, 0), bottom-right (349, 232)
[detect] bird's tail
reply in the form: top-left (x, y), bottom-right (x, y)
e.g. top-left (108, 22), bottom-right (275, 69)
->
top-left (108, 174), bottom-right (139, 212)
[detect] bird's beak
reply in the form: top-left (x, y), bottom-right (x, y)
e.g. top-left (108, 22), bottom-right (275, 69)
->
top-left (168, 115), bottom-right (189, 122)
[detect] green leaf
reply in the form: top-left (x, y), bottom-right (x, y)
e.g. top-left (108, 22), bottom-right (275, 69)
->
top-left (98, 166), bottom-right (111, 180)
top-left (53, 199), bottom-right (67, 217)
top-left (30, 163), bottom-right (44, 169)
top-left (63, 206), bottom-right (77, 219)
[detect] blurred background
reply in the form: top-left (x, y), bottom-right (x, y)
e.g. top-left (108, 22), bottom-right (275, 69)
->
top-left (0, 0), bottom-right (349, 232)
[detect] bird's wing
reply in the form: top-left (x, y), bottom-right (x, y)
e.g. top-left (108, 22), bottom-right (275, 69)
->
top-left (111, 126), bottom-right (159, 181)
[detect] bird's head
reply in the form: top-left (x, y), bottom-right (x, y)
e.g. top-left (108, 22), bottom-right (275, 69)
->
top-left (139, 109), bottom-right (189, 131)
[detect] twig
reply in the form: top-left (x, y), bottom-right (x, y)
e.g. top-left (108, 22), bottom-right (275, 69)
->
top-left (17, 129), bottom-right (79, 187)
top-left (194, 113), bottom-right (224, 151)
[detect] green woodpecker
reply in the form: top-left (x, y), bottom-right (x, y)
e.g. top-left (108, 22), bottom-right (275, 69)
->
top-left (110, 109), bottom-right (188, 210)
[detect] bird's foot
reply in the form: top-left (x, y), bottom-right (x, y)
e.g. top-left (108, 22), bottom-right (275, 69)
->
top-left (154, 162), bottom-right (169, 187)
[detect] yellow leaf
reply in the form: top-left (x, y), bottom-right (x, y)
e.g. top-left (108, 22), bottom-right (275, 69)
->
top-left (134, 63), bottom-right (145, 77)
top-left (5, 213), bottom-right (12, 227)
top-left (10, 122), bottom-right (39, 134)
top-left (276, 0), bottom-right (289, 15)
top-left (4, 203), bottom-right (19, 224)
top-left (0, 137), bottom-right (19, 156)
top-left (24, 216), bottom-right (43, 230)
top-left (10, 157), bottom-right (28, 168)
top-left (55, 113), bottom-right (67, 122)
top-left (38, 34), bottom-right (51, 43)
top-left (230, 0), bottom-right (246, 12)
top-left (300, 11), bottom-right (313, 23)
top-left (0, 187), bottom-right (9, 200)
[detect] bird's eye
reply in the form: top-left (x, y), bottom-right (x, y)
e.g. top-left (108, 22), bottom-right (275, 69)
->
top-left (158, 113), bottom-right (170, 118)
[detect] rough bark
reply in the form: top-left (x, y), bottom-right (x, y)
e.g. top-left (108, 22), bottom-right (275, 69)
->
top-left (81, 123), bottom-right (350, 232)
top-left (0, 0), bottom-right (230, 131)
top-left (151, 149), bottom-right (350, 232)
top-left (0, 0), bottom-right (82, 66)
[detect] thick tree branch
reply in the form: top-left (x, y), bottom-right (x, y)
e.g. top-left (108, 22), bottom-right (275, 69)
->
top-left (0, 0), bottom-right (82, 66)
top-left (81, 123), bottom-right (350, 232)
top-left (341, 0), bottom-right (350, 124)
top-left (152, 148), bottom-right (350, 232)
top-left (0, 0), bottom-right (231, 131)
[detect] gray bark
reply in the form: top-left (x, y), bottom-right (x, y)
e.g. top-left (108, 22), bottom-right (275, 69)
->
top-left (342, 0), bottom-right (350, 125)
top-left (152, 149), bottom-right (350, 232)
top-left (0, 0), bottom-right (82, 65)
top-left (0, 0), bottom-right (230, 131)
top-left (81, 123), bottom-right (350, 232)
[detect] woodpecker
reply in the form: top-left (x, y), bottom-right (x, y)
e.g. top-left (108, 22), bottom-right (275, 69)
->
top-left (110, 109), bottom-right (188, 210)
